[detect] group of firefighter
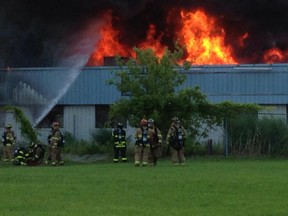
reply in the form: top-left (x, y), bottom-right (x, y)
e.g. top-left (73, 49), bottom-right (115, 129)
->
top-left (1, 121), bottom-right (65, 166)
top-left (112, 117), bottom-right (186, 166)
top-left (1, 116), bottom-right (186, 166)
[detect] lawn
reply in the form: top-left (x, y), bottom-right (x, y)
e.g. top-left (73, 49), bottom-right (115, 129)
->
top-left (0, 157), bottom-right (288, 216)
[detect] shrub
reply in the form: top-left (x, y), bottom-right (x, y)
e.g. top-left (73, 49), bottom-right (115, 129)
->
top-left (258, 118), bottom-right (288, 155)
top-left (91, 129), bottom-right (113, 146)
top-left (63, 129), bottom-right (136, 156)
top-left (64, 131), bottom-right (109, 155)
top-left (228, 115), bottom-right (288, 156)
top-left (91, 128), bottom-right (114, 154)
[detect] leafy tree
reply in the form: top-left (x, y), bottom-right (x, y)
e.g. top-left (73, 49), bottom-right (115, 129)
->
top-left (108, 46), bottom-right (261, 140)
top-left (108, 46), bottom-right (209, 136)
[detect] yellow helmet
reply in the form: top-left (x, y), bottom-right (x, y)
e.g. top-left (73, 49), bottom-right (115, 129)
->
top-left (5, 124), bottom-right (12, 128)
top-left (52, 122), bottom-right (60, 127)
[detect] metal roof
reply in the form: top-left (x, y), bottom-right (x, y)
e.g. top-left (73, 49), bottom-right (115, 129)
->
top-left (1, 64), bottom-right (288, 106)
top-left (178, 64), bottom-right (288, 104)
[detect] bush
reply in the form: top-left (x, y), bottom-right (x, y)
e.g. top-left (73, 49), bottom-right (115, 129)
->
top-left (91, 129), bottom-right (113, 146)
top-left (63, 129), bottom-right (136, 156)
top-left (91, 128), bottom-right (114, 154)
top-left (258, 118), bottom-right (288, 155)
top-left (63, 131), bottom-right (110, 155)
top-left (228, 115), bottom-right (288, 156)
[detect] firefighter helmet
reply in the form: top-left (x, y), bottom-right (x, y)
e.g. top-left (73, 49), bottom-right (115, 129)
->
top-left (52, 122), bottom-right (60, 127)
top-left (172, 117), bottom-right (179, 122)
top-left (140, 118), bottom-right (148, 126)
top-left (148, 118), bottom-right (154, 124)
top-left (30, 142), bottom-right (36, 148)
top-left (5, 124), bottom-right (12, 128)
top-left (117, 122), bottom-right (123, 129)
top-left (30, 140), bottom-right (40, 148)
top-left (148, 118), bottom-right (154, 128)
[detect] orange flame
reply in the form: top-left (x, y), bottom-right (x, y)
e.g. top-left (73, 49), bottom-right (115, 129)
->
top-left (239, 32), bottom-right (249, 47)
top-left (263, 48), bottom-right (288, 64)
top-left (138, 24), bottom-right (167, 58)
top-left (86, 9), bottom-right (288, 66)
top-left (87, 13), bottom-right (167, 66)
top-left (86, 12), bottom-right (134, 66)
top-left (87, 9), bottom-right (242, 66)
top-left (176, 9), bottom-right (236, 64)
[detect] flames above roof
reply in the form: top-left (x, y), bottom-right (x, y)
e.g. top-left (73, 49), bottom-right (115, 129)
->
top-left (2, 1), bottom-right (288, 67)
top-left (85, 8), bottom-right (288, 66)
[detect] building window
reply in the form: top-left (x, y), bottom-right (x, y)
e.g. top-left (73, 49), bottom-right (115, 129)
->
top-left (37, 105), bottom-right (64, 128)
top-left (95, 105), bottom-right (110, 128)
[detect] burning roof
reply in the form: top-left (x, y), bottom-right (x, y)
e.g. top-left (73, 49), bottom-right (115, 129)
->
top-left (1, 0), bottom-right (288, 67)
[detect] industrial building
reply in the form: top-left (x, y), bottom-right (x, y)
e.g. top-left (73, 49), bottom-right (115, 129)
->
top-left (1, 64), bottom-right (288, 144)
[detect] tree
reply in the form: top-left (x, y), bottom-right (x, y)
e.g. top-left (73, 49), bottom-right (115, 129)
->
top-left (108, 46), bottom-right (261, 141)
top-left (108, 46), bottom-right (212, 135)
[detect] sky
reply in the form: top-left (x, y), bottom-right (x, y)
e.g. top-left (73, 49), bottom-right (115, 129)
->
top-left (1, 0), bottom-right (288, 67)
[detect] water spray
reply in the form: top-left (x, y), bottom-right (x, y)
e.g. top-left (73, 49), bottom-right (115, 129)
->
top-left (1, 20), bottom-right (102, 127)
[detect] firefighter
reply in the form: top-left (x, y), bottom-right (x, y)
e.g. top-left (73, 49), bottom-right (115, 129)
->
top-left (13, 147), bottom-right (28, 166)
top-left (166, 117), bottom-right (187, 165)
top-left (2, 124), bottom-right (16, 162)
top-left (112, 122), bottom-right (127, 163)
top-left (27, 141), bottom-right (45, 166)
top-left (134, 118), bottom-right (152, 166)
top-left (48, 122), bottom-right (65, 166)
top-left (147, 118), bottom-right (162, 166)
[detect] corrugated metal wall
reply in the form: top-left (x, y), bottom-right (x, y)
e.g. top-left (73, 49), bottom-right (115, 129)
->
top-left (2, 64), bottom-right (288, 142)
top-left (2, 64), bottom-right (288, 106)
top-left (64, 106), bottom-right (95, 140)
top-left (59, 67), bottom-right (121, 104)
top-left (57, 64), bottom-right (288, 105)
top-left (180, 64), bottom-right (288, 104)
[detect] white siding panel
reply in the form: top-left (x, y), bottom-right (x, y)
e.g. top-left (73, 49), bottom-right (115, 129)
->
top-left (258, 105), bottom-right (287, 120)
top-left (64, 106), bottom-right (95, 140)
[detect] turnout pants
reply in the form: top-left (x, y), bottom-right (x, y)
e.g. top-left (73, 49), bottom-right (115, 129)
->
top-left (113, 146), bottom-right (127, 162)
top-left (51, 146), bottom-right (63, 165)
top-left (134, 145), bottom-right (150, 166)
top-left (149, 146), bottom-right (160, 165)
top-left (171, 147), bottom-right (185, 164)
top-left (3, 145), bottom-right (14, 161)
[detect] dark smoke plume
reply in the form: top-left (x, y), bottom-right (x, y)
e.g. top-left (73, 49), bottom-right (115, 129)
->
top-left (1, 0), bottom-right (288, 67)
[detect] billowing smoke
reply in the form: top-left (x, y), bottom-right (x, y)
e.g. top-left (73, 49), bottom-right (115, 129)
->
top-left (1, 0), bottom-right (288, 67)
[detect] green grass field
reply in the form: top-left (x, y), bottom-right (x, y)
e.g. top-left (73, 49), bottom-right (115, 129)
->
top-left (0, 157), bottom-right (288, 216)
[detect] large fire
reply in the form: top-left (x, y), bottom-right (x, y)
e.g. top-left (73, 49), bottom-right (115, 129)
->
top-left (86, 12), bottom-right (134, 66)
top-left (175, 9), bottom-right (236, 64)
top-left (86, 13), bottom-right (167, 66)
top-left (138, 24), bottom-right (167, 59)
top-left (86, 9), bottom-right (288, 66)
